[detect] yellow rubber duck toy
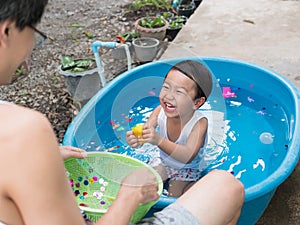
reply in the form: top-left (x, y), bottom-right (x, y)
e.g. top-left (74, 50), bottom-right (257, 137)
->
top-left (132, 124), bottom-right (143, 137)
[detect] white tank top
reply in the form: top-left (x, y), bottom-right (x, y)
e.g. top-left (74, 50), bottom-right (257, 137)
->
top-left (157, 109), bottom-right (208, 169)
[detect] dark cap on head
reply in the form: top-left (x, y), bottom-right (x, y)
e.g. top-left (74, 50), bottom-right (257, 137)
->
top-left (172, 60), bottom-right (213, 99)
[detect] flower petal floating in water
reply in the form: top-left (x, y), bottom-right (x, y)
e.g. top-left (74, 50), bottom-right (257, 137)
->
top-left (117, 126), bottom-right (125, 131)
top-left (256, 110), bottom-right (266, 115)
top-left (229, 101), bottom-right (242, 107)
top-left (106, 145), bottom-right (120, 151)
top-left (247, 96), bottom-right (255, 102)
top-left (124, 117), bottom-right (132, 122)
top-left (222, 87), bottom-right (237, 98)
top-left (149, 90), bottom-right (156, 96)
top-left (112, 123), bottom-right (120, 129)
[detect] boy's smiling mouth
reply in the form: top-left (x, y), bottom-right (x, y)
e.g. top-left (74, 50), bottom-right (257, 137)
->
top-left (164, 102), bottom-right (176, 112)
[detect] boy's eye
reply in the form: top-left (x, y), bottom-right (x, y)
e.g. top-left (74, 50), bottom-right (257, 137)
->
top-left (162, 84), bottom-right (169, 89)
top-left (176, 89), bottom-right (185, 94)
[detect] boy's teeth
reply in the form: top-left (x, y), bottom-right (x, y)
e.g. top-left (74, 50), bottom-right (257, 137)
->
top-left (166, 103), bottom-right (175, 108)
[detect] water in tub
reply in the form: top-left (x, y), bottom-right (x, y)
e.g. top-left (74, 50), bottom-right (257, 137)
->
top-left (84, 84), bottom-right (289, 189)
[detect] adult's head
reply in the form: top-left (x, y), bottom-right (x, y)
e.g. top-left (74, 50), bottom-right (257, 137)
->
top-left (0, 0), bottom-right (48, 85)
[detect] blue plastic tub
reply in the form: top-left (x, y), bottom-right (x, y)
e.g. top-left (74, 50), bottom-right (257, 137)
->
top-left (63, 57), bottom-right (300, 225)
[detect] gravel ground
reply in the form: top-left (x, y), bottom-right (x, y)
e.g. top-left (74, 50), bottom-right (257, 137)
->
top-left (0, 0), bottom-right (154, 143)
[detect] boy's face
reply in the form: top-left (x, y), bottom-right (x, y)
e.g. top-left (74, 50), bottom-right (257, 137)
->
top-left (159, 69), bottom-right (205, 119)
top-left (0, 21), bottom-right (35, 85)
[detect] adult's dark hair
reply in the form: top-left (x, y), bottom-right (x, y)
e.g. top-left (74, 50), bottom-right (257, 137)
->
top-left (0, 0), bottom-right (48, 30)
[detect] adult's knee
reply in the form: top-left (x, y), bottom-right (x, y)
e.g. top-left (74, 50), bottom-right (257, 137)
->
top-left (209, 170), bottom-right (245, 203)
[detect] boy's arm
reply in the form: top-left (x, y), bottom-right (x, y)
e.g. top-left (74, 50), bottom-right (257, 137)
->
top-left (143, 117), bottom-right (208, 164)
top-left (145, 105), bottom-right (161, 128)
top-left (126, 106), bottom-right (161, 148)
top-left (159, 117), bottom-right (208, 163)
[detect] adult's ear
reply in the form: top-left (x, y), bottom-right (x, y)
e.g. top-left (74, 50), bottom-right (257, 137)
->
top-left (0, 20), bottom-right (12, 48)
top-left (193, 97), bottom-right (206, 109)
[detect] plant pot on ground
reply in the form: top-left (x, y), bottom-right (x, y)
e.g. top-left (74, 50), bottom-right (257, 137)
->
top-left (132, 37), bottom-right (160, 62)
top-left (135, 15), bottom-right (169, 41)
top-left (177, 1), bottom-right (196, 18)
top-left (159, 11), bottom-right (174, 21)
top-left (194, 0), bottom-right (203, 8)
top-left (112, 32), bottom-right (139, 60)
top-left (57, 56), bottom-right (100, 106)
top-left (166, 15), bottom-right (187, 41)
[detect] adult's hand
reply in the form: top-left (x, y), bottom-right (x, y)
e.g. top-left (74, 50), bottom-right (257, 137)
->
top-left (59, 145), bottom-right (87, 161)
top-left (121, 167), bottom-right (159, 204)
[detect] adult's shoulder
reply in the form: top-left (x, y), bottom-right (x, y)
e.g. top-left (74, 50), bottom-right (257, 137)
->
top-left (0, 104), bottom-right (51, 136)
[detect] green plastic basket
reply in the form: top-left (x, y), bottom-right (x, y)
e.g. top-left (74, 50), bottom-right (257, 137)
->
top-left (64, 152), bottom-right (163, 223)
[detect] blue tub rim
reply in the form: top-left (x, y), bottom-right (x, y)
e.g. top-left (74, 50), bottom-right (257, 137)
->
top-left (63, 56), bottom-right (300, 203)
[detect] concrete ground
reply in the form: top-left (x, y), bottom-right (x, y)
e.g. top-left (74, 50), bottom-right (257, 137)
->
top-left (161, 0), bottom-right (299, 224)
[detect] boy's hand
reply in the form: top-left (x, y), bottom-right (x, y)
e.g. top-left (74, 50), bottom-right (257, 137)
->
top-left (126, 131), bottom-right (141, 148)
top-left (141, 124), bottom-right (163, 146)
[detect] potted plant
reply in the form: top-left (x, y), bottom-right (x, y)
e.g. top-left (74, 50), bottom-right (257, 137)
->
top-left (57, 55), bottom-right (100, 106)
top-left (194, 0), bottom-right (203, 8)
top-left (176, 0), bottom-right (196, 18)
top-left (160, 11), bottom-right (174, 21)
top-left (166, 15), bottom-right (187, 41)
top-left (135, 15), bottom-right (169, 41)
top-left (132, 37), bottom-right (160, 62)
top-left (115, 31), bottom-right (140, 44)
top-left (112, 32), bottom-right (139, 60)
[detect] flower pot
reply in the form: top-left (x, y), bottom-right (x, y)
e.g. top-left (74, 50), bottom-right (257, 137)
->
top-left (132, 37), bottom-right (160, 62)
top-left (57, 58), bottom-right (101, 106)
top-left (166, 28), bottom-right (181, 41)
top-left (166, 15), bottom-right (187, 41)
top-left (194, 0), bottom-right (203, 8)
top-left (177, 3), bottom-right (196, 18)
top-left (135, 17), bottom-right (169, 41)
top-left (160, 11), bottom-right (174, 21)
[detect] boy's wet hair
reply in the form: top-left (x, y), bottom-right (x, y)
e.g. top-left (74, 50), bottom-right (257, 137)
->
top-left (0, 0), bottom-right (48, 30)
top-left (170, 60), bottom-right (213, 99)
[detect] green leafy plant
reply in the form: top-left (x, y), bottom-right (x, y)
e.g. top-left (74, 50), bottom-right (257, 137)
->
top-left (132, 0), bottom-right (173, 11)
top-left (83, 31), bottom-right (95, 39)
top-left (140, 15), bottom-right (166, 28)
top-left (169, 21), bottom-right (184, 29)
top-left (61, 56), bottom-right (95, 73)
top-left (161, 11), bottom-right (174, 20)
top-left (15, 65), bottom-right (27, 76)
top-left (116, 32), bottom-right (140, 43)
top-left (168, 15), bottom-right (187, 29)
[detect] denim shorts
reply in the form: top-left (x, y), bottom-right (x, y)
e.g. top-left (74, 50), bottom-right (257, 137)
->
top-left (131, 203), bottom-right (202, 225)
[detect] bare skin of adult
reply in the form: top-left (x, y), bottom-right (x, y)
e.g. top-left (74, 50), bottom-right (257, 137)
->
top-left (0, 1), bottom-right (244, 225)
